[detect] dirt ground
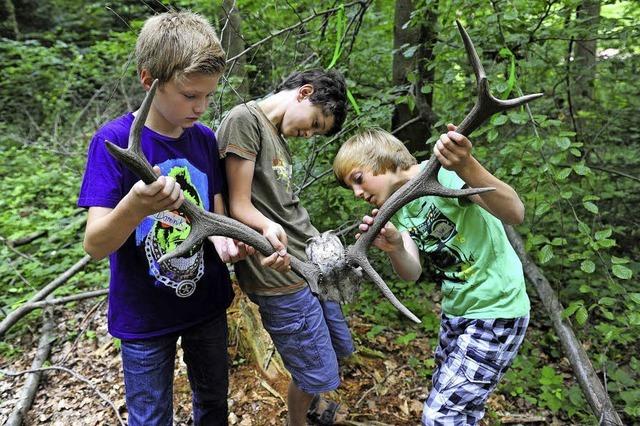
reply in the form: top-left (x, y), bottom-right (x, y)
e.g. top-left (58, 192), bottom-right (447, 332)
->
top-left (0, 294), bottom-right (554, 426)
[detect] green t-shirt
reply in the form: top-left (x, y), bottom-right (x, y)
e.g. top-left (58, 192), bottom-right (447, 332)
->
top-left (391, 166), bottom-right (530, 319)
top-left (217, 101), bottom-right (317, 296)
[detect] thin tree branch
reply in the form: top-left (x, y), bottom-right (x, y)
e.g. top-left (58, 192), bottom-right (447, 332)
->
top-left (5, 307), bottom-right (54, 426)
top-left (0, 255), bottom-right (92, 337)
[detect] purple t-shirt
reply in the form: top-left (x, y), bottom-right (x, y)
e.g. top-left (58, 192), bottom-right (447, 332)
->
top-left (78, 113), bottom-right (233, 339)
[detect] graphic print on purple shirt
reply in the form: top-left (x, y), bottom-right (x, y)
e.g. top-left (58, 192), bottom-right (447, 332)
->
top-left (78, 113), bottom-right (233, 340)
top-left (138, 158), bottom-right (210, 298)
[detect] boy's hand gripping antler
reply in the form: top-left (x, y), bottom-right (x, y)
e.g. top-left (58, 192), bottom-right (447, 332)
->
top-left (106, 21), bottom-right (541, 324)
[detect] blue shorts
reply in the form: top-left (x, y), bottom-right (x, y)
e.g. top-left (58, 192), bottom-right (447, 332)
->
top-left (248, 286), bottom-right (354, 394)
top-left (423, 314), bottom-right (529, 426)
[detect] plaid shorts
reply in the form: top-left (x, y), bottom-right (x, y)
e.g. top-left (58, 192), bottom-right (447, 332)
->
top-left (422, 314), bottom-right (529, 426)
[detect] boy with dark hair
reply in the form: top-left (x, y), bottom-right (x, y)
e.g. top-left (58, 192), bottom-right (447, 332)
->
top-left (217, 69), bottom-right (353, 426)
top-left (333, 126), bottom-right (530, 425)
top-left (78, 10), bottom-right (253, 425)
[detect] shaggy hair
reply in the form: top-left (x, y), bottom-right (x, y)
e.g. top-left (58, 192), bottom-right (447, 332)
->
top-left (136, 11), bottom-right (225, 83)
top-left (333, 128), bottom-right (416, 187)
top-left (277, 69), bottom-right (348, 136)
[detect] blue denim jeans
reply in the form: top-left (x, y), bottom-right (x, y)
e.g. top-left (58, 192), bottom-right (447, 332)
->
top-left (120, 312), bottom-right (229, 426)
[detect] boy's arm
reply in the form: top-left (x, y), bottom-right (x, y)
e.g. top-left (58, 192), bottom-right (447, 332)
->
top-left (208, 193), bottom-right (255, 263)
top-left (358, 210), bottom-right (422, 281)
top-left (83, 167), bottom-right (184, 260)
top-left (224, 154), bottom-right (291, 272)
top-left (435, 123), bottom-right (525, 225)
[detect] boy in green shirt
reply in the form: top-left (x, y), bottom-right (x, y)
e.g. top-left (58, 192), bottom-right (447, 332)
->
top-left (333, 126), bottom-right (530, 425)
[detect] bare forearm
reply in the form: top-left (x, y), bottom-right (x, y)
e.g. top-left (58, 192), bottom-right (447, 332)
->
top-left (83, 202), bottom-right (143, 260)
top-left (457, 157), bottom-right (525, 224)
top-left (229, 199), bottom-right (273, 233)
top-left (388, 249), bottom-right (422, 281)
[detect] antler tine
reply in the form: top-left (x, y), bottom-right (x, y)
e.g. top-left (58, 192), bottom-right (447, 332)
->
top-left (105, 80), bottom-right (323, 295)
top-left (455, 19), bottom-right (543, 137)
top-left (345, 21), bottom-right (544, 323)
top-left (348, 246), bottom-right (421, 323)
top-left (105, 80), bottom-right (160, 185)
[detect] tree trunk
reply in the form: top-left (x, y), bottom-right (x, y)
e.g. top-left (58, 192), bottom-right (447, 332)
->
top-left (0, 0), bottom-right (19, 39)
top-left (220, 0), bottom-right (249, 98)
top-left (573, 0), bottom-right (600, 102)
top-left (391, 0), bottom-right (437, 160)
top-left (504, 225), bottom-right (623, 425)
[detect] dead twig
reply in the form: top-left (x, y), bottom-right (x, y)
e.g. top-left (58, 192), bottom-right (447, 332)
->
top-left (0, 255), bottom-right (92, 337)
top-left (4, 307), bottom-right (55, 426)
top-left (27, 289), bottom-right (108, 310)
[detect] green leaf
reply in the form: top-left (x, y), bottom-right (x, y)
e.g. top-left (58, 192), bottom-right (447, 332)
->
top-left (560, 191), bottom-right (573, 199)
top-left (629, 293), bottom-right (640, 304)
top-left (576, 306), bottom-right (588, 325)
top-left (583, 201), bottom-right (599, 214)
top-left (611, 256), bottom-right (629, 264)
top-left (595, 229), bottom-right (612, 240)
top-left (491, 114), bottom-right (508, 126)
top-left (573, 163), bottom-right (590, 176)
top-left (555, 137), bottom-right (571, 150)
top-left (487, 129), bottom-right (499, 142)
top-left (538, 244), bottom-right (554, 264)
top-left (563, 301), bottom-right (583, 318)
top-left (555, 168), bottom-right (572, 180)
top-left (612, 264), bottom-right (632, 280)
top-left (599, 297), bottom-right (616, 306)
top-left (580, 260), bottom-right (595, 273)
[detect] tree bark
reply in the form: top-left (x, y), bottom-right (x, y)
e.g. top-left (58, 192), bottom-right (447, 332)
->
top-left (5, 307), bottom-right (54, 426)
top-left (504, 225), bottom-right (623, 425)
top-left (573, 0), bottom-right (600, 102)
top-left (391, 0), bottom-right (437, 160)
top-left (0, 0), bottom-right (19, 39)
top-left (220, 0), bottom-right (249, 98)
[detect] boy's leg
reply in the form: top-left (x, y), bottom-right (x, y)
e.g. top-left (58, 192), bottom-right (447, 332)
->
top-left (181, 312), bottom-right (229, 426)
top-left (423, 315), bottom-right (529, 426)
top-left (320, 300), bottom-right (355, 359)
top-left (120, 334), bottom-right (178, 426)
top-left (248, 287), bottom-right (340, 426)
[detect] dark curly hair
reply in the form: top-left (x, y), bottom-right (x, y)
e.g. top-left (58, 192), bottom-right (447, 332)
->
top-left (276, 69), bottom-right (348, 136)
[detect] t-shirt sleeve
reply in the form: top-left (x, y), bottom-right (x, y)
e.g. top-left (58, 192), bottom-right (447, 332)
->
top-left (77, 130), bottom-right (125, 209)
top-left (207, 130), bottom-right (225, 199)
top-left (217, 106), bottom-right (261, 162)
top-left (437, 168), bottom-right (470, 208)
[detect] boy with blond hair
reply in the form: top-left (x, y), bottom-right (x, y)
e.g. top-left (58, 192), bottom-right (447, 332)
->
top-left (217, 69), bottom-right (353, 426)
top-left (333, 126), bottom-right (530, 425)
top-left (78, 11), bottom-right (252, 425)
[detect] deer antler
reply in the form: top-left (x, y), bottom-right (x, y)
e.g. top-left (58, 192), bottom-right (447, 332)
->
top-left (104, 81), bottom-right (324, 293)
top-left (342, 20), bottom-right (543, 323)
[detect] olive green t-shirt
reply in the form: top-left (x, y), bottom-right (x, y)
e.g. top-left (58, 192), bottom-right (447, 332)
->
top-left (391, 166), bottom-right (530, 319)
top-left (217, 101), bottom-right (318, 295)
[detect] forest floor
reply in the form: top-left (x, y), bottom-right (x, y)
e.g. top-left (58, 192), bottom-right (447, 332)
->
top-left (1, 290), bottom-right (565, 426)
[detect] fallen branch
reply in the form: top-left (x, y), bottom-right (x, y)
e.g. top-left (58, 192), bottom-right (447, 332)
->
top-left (3, 230), bottom-right (48, 247)
top-left (0, 255), bottom-right (92, 337)
top-left (1, 365), bottom-right (125, 426)
top-left (504, 225), bottom-right (623, 425)
top-left (4, 307), bottom-right (54, 426)
top-left (28, 289), bottom-right (108, 310)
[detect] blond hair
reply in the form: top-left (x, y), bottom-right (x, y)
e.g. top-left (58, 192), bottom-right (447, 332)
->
top-left (136, 11), bottom-right (225, 83)
top-left (333, 128), bottom-right (417, 187)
